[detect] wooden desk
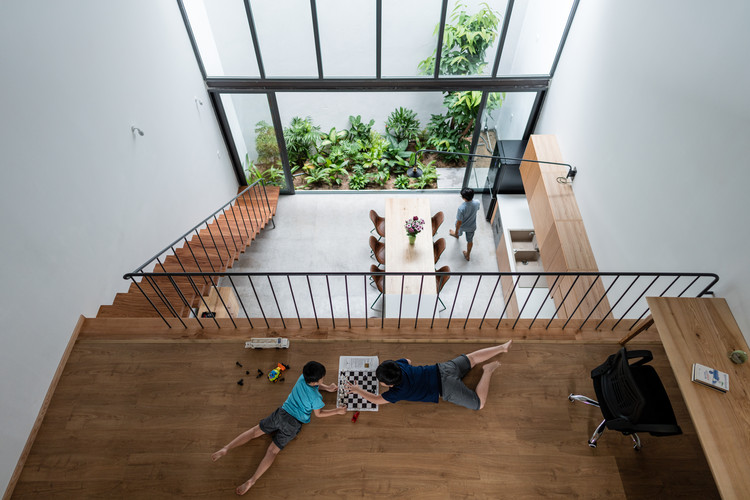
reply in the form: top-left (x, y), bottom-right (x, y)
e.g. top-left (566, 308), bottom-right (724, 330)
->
top-left (648, 297), bottom-right (750, 500)
top-left (384, 198), bottom-right (437, 317)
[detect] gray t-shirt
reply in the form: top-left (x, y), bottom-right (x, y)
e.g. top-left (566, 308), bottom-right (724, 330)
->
top-left (456, 200), bottom-right (480, 233)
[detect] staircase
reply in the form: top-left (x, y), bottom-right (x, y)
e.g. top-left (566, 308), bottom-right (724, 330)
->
top-left (97, 185), bottom-right (280, 319)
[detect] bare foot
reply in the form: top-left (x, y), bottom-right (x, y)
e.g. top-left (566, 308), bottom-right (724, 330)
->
top-left (483, 361), bottom-right (501, 373)
top-left (499, 339), bottom-right (512, 353)
top-left (236, 479), bottom-right (255, 495)
top-left (449, 229), bottom-right (459, 239)
top-left (463, 251), bottom-right (470, 261)
top-left (211, 448), bottom-right (227, 461)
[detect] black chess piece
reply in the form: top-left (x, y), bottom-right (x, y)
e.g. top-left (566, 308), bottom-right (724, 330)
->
top-left (282, 363), bottom-right (290, 369)
top-left (246, 371), bottom-right (250, 375)
top-left (236, 361), bottom-right (243, 368)
top-left (237, 379), bottom-right (244, 386)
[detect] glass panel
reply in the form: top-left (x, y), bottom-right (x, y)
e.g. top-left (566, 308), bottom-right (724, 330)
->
top-left (182, 0), bottom-right (260, 77)
top-left (220, 94), bottom-right (287, 189)
top-left (382, 0), bottom-right (442, 78)
top-left (489, 91), bottom-right (536, 141)
top-left (439, 0), bottom-right (508, 77)
top-left (251, 0), bottom-right (318, 77)
top-left (496, 0), bottom-right (574, 76)
top-left (466, 91), bottom-right (503, 191)
top-left (317, 0), bottom-right (376, 77)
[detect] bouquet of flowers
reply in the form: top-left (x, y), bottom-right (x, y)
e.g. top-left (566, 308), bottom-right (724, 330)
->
top-left (405, 216), bottom-right (425, 236)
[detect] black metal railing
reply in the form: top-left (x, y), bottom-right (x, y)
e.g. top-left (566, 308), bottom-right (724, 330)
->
top-left (122, 269), bottom-right (718, 332)
top-left (412, 149), bottom-right (577, 180)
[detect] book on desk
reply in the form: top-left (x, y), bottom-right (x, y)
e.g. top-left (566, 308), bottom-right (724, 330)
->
top-left (691, 363), bottom-right (729, 392)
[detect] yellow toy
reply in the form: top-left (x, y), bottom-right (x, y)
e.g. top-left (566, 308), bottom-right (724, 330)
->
top-left (267, 363), bottom-right (289, 382)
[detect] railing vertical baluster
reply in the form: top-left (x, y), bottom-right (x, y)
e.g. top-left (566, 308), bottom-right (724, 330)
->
top-left (240, 192), bottom-right (257, 235)
top-left (307, 275), bottom-right (319, 329)
top-left (363, 274), bottom-right (368, 329)
top-left (431, 271), bottom-right (440, 329)
top-left (261, 181), bottom-right (275, 228)
top-left (345, 276), bottom-right (351, 329)
top-left (595, 275), bottom-right (640, 330)
top-left (397, 275), bottom-right (405, 329)
top-left (166, 274), bottom-right (204, 328)
top-left (463, 276), bottom-right (482, 329)
top-left (221, 208), bottom-right (240, 254)
top-left (414, 275), bottom-right (425, 329)
top-left (190, 276), bottom-right (222, 328)
top-left (205, 222), bottom-right (223, 273)
top-left (234, 198), bottom-right (251, 241)
top-left (447, 275), bottom-right (462, 328)
top-left (513, 275), bottom-right (540, 329)
top-left (627, 275), bottom-right (680, 331)
top-left (229, 203), bottom-right (246, 245)
top-left (170, 245), bottom-right (189, 275)
top-left (496, 276), bottom-right (519, 328)
top-left (267, 276), bottom-right (286, 329)
top-left (612, 275), bottom-right (659, 331)
top-left (195, 228), bottom-right (216, 273)
top-left (579, 275), bottom-right (619, 330)
top-left (677, 275), bottom-right (701, 297)
top-left (562, 276), bottom-right (600, 329)
top-left (246, 188), bottom-right (260, 232)
top-left (183, 237), bottom-right (209, 285)
top-left (130, 276), bottom-right (172, 328)
top-left (479, 276), bottom-right (502, 329)
top-left (247, 276), bottom-right (269, 328)
top-left (254, 184), bottom-right (267, 224)
top-left (530, 275), bottom-right (559, 329)
top-left (326, 276), bottom-right (335, 329)
top-left (286, 276), bottom-right (302, 328)
top-left (212, 214), bottom-right (232, 264)
top-left (143, 274), bottom-right (184, 326)
top-left (227, 276), bottom-right (253, 327)
top-left (546, 275), bottom-right (580, 329)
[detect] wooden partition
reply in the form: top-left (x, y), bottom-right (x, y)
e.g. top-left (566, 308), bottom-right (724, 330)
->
top-left (521, 135), bottom-right (610, 320)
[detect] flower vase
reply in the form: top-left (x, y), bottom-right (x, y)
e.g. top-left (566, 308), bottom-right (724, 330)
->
top-left (408, 234), bottom-right (417, 245)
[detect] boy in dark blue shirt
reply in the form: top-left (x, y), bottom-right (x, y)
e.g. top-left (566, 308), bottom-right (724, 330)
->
top-left (212, 361), bottom-right (346, 495)
top-left (346, 341), bottom-right (512, 410)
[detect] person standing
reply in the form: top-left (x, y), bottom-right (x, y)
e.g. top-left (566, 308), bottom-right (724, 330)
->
top-left (449, 187), bottom-right (481, 261)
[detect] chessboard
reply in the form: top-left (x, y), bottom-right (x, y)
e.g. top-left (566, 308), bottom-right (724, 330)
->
top-left (337, 356), bottom-right (379, 412)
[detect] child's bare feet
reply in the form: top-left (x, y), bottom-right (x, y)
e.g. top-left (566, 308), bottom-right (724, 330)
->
top-left (449, 229), bottom-right (459, 239)
top-left (499, 339), bottom-right (512, 352)
top-left (211, 448), bottom-right (227, 461)
top-left (236, 479), bottom-right (255, 495)
top-left (483, 361), bottom-right (501, 373)
top-left (463, 251), bottom-right (470, 261)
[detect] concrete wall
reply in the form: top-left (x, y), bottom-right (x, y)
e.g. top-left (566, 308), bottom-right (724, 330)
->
top-left (0, 1), bottom-right (238, 493)
top-left (535, 0), bottom-right (750, 340)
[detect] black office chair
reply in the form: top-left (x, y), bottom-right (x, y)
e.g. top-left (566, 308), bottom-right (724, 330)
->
top-left (568, 347), bottom-right (682, 450)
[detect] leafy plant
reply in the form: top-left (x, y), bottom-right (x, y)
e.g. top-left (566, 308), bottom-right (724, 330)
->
top-left (348, 172), bottom-right (370, 190)
top-left (318, 127), bottom-right (348, 154)
top-left (418, 2), bottom-right (501, 77)
top-left (394, 174), bottom-right (411, 190)
top-left (302, 164), bottom-right (330, 188)
top-left (254, 121), bottom-right (281, 167)
top-left (348, 115), bottom-right (375, 143)
top-left (426, 113), bottom-right (470, 161)
top-left (245, 155), bottom-right (285, 187)
top-left (413, 160), bottom-right (438, 189)
top-left (385, 107), bottom-right (421, 143)
top-left (284, 116), bottom-right (321, 166)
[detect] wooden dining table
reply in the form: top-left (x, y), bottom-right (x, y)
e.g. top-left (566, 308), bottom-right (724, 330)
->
top-left (384, 198), bottom-right (437, 317)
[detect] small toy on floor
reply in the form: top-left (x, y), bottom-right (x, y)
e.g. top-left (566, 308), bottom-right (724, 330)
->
top-left (351, 411), bottom-right (360, 423)
top-left (235, 361), bottom-right (243, 368)
top-left (237, 379), bottom-right (244, 386)
top-left (256, 369), bottom-right (264, 378)
top-left (267, 363), bottom-right (289, 382)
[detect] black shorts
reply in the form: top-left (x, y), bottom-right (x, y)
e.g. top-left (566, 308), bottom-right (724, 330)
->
top-left (259, 407), bottom-right (302, 450)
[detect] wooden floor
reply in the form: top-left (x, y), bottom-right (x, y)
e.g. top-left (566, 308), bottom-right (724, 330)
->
top-left (12, 324), bottom-right (719, 499)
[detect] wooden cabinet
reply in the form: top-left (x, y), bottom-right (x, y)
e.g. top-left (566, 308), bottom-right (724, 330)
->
top-left (520, 135), bottom-right (610, 321)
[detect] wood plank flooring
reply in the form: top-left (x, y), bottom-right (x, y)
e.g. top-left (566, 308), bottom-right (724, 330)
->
top-left (12, 334), bottom-right (719, 499)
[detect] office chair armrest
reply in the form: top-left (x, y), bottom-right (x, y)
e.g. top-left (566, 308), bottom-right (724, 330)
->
top-left (625, 349), bottom-right (653, 367)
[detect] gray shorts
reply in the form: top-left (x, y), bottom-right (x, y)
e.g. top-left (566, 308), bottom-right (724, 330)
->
top-left (437, 355), bottom-right (481, 410)
top-left (460, 230), bottom-right (475, 243)
top-left (259, 407), bottom-right (302, 450)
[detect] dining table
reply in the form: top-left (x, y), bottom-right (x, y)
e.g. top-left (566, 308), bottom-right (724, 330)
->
top-left (383, 197), bottom-right (438, 317)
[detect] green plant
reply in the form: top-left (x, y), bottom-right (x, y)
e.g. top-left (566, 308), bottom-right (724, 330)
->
top-left (413, 160), bottom-right (438, 189)
top-left (394, 174), bottom-right (411, 190)
top-left (284, 116), bottom-right (321, 166)
top-left (244, 155), bottom-right (285, 187)
top-left (385, 107), bottom-right (421, 143)
top-left (418, 2), bottom-right (501, 77)
top-left (426, 113), bottom-right (470, 161)
top-left (302, 164), bottom-right (330, 188)
top-left (318, 127), bottom-right (348, 154)
top-left (348, 172), bottom-right (370, 190)
top-left (254, 121), bottom-right (280, 166)
top-left (348, 115), bottom-right (375, 143)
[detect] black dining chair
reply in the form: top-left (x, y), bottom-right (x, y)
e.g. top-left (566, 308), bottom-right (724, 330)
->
top-left (568, 347), bottom-right (682, 450)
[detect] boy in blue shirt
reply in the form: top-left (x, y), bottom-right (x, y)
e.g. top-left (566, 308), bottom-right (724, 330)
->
top-left (212, 361), bottom-right (345, 495)
top-left (449, 187), bottom-right (481, 261)
top-left (346, 341), bottom-right (511, 410)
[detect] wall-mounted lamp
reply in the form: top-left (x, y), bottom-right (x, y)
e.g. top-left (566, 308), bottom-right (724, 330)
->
top-left (131, 126), bottom-right (145, 137)
top-left (194, 97), bottom-right (204, 106)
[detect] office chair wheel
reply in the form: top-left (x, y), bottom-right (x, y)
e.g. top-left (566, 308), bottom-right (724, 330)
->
top-left (587, 441), bottom-right (597, 448)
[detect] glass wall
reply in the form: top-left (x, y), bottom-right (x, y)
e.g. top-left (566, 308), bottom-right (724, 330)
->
top-left (220, 94), bottom-right (286, 189)
top-left (317, 0), bottom-right (376, 77)
top-left (182, 0), bottom-right (260, 77)
top-left (381, 0), bottom-right (442, 78)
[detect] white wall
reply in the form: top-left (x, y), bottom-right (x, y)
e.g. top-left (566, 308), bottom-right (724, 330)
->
top-left (0, 1), bottom-right (239, 493)
top-left (536, 0), bottom-right (750, 340)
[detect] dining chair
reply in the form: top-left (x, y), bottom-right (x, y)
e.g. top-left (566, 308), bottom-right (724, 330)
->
top-left (431, 211), bottom-right (444, 236)
top-left (435, 265), bottom-right (450, 312)
top-left (370, 264), bottom-right (385, 310)
top-left (369, 210), bottom-right (385, 241)
top-left (369, 235), bottom-right (385, 267)
top-left (433, 238), bottom-right (446, 264)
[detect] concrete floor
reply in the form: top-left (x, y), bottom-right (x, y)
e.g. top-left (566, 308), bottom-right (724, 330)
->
top-left (220, 190), bottom-right (505, 321)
